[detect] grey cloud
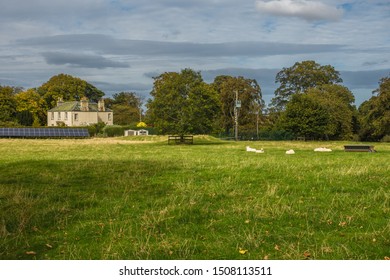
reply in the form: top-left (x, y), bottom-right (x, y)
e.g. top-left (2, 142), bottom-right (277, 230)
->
top-left (93, 81), bottom-right (152, 96)
top-left (42, 52), bottom-right (129, 69)
top-left (203, 67), bottom-right (390, 89)
top-left (21, 34), bottom-right (345, 58)
top-left (341, 69), bottom-right (390, 89)
top-left (0, 0), bottom-right (109, 21)
top-left (201, 68), bottom-right (279, 85)
top-left (362, 60), bottom-right (389, 67)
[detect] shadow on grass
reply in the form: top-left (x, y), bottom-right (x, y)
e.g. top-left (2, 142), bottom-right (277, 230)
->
top-left (0, 158), bottom-right (183, 259)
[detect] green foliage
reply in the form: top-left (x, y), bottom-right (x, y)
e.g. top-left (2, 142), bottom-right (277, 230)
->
top-left (212, 76), bottom-right (264, 135)
top-left (0, 120), bottom-right (21, 127)
top-left (102, 125), bottom-right (130, 137)
top-left (14, 89), bottom-right (46, 126)
top-left (279, 93), bottom-right (330, 139)
top-left (381, 135), bottom-right (390, 142)
top-left (147, 69), bottom-right (221, 135)
top-left (85, 122), bottom-right (106, 137)
top-left (305, 84), bottom-right (357, 140)
top-left (38, 74), bottom-right (105, 108)
top-left (16, 111), bottom-right (34, 126)
top-left (107, 92), bottom-right (143, 125)
top-left (358, 76), bottom-right (390, 141)
top-left (0, 85), bottom-right (18, 122)
top-left (271, 60), bottom-right (343, 111)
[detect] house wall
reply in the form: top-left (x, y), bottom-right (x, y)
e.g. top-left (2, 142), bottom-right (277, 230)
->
top-left (47, 109), bottom-right (113, 127)
top-left (47, 111), bottom-right (73, 126)
top-left (97, 112), bottom-right (113, 125)
top-left (72, 112), bottom-right (98, 126)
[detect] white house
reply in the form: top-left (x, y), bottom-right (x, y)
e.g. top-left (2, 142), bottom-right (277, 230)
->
top-left (47, 98), bottom-right (113, 127)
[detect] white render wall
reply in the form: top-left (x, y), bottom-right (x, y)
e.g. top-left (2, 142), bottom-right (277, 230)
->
top-left (48, 111), bottom-right (113, 126)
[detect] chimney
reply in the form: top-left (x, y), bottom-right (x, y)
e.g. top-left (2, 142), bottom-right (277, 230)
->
top-left (57, 97), bottom-right (64, 107)
top-left (98, 99), bottom-right (105, 112)
top-left (80, 97), bottom-right (89, 111)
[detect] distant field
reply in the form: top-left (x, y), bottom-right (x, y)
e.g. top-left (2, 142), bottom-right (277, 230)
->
top-left (0, 136), bottom-right (389, 260)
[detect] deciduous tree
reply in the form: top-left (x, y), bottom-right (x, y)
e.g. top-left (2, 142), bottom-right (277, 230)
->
top-left (271, 60), bottom-right (343, 111)
top-left (359, 75), bottom-right (390, 141)
top-left (0, 85), bottom-right (18, 123)
top-left (38, 74), bottom-right (105, 108)
top-left (212, 76), bottom-right (264, 136)
top-left (279, 84), bottom-right (357, 140)
top-left (14, 89), bottom-right (46, 126)
top-left (108, 92), bottom-right (143, 125)
top-left (305, 84), bottom-right (357, 140)
top-left (279, 93), bottom-right (330, 139)
top-left (147, 69), bottom-right (220, 135)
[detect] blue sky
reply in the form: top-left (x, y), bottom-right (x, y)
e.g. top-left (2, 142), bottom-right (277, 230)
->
top-left (0, 0), bottom-right (389, 106)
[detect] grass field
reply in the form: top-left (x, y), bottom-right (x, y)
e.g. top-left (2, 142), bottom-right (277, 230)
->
top-left (0, 136), bottom-right (389, 260)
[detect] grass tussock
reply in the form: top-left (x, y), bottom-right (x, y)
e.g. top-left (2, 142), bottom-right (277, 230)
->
top-left (0, 137), bottom-right (389, 260)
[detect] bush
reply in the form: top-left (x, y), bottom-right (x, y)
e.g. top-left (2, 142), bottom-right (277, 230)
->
top-left (103, 125), bottom-right (126, 137)
top-left (381, 135), bottom-right (390, 142)
top-left (86, 125), bottom-right (97, 136)
top-left (0, 121), bottom-right (22, 127)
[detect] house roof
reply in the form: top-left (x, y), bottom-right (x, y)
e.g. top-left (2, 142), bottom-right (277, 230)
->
top-left (48, 101), bottom-right (112, 112)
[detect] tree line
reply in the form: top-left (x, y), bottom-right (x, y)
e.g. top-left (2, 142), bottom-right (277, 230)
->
top-left (0, 61), bottom-right (389, 141)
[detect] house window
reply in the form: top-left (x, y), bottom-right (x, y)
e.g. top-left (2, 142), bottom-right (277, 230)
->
top-left (64, 112), bottom-right (68, 120)
top-left (51, 112), bottom-right (54, 120)
top-left (74, 113), bottom-right (78, 121)
top-left (58, 112), bottom-right (61, 120)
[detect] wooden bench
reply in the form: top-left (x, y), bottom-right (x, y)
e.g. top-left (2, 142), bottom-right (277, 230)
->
top-left (168, 135), bottom-right (193, 145)
top-left (344, 145), bottom-right (376, 152)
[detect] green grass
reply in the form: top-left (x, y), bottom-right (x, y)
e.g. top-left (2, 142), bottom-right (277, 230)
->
top-left (0, 136), bottom-right (389, 260)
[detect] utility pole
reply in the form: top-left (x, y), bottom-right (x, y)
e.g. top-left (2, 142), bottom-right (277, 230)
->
top-left (234, 90), bottom-right (241, 141)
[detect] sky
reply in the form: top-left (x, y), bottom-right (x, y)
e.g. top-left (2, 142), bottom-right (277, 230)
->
top-left (0, 0), bottom-right (389, 106)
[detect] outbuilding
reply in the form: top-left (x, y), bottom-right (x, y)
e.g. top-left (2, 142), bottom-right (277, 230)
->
top-left (124, 129), bottom-right (149, 136)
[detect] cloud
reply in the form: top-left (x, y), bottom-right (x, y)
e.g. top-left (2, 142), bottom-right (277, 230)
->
top-left (93, 81), bottom-right (152, 95)
top-left (341, 69), bottom-right (390, 89)
top-left (42, 52), bottom-right (129, 69)
top-left (362, 60), bottom-right (389, 67)
top-left (20, 34), bottom-right (345, 58)
top-left (255, 0), bottom-right (343, 21)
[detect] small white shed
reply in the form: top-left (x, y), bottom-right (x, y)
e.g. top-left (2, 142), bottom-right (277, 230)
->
top-left (124, 129), bottom-right (149, 136)
top-left (137, 129), bottom-right (148, 136)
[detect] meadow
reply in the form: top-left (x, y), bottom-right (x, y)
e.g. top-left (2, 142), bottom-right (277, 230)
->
top-left (0, 136), bottom-right (389, 260)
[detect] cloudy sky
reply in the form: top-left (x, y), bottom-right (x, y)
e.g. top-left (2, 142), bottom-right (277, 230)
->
top-left (0, 0), bottom-right (389, 106)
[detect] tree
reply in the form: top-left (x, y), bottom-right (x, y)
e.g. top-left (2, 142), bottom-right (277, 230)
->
top-left (146, 69), bottom-right (220, 135)
top-left (271, 60), bottom-right (343, 111)
top-left (109, 92), bottom-right (143, 125)
top-left (38, 74), bottom-right (105, 108)
top-left (279, 93), bottom-right (330, 139)
top-left (278, 84), bottom-right (357, 140)
top-left (212, 76), bottom-right (264, 136)
top-left (0, 85), bottom-right (18, 123)
top-left (359, 75), bottom-right (390, 141)
top-left (185, 82), bottom-right (221, 134)
top-left (14, 89), bottom-right (46, 126)
top-left (305, 84), bottom-right (357, 140)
